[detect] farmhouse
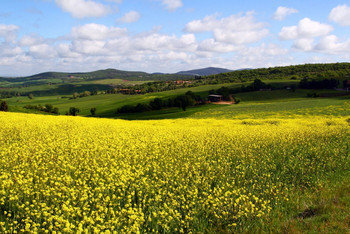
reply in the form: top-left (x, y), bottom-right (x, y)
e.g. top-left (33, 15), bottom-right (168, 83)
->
top-left (208, 94), bottom-right (223, 102)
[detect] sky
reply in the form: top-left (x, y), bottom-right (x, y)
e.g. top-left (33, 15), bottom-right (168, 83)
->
top-left (1, 0), bottom-right (350, 76)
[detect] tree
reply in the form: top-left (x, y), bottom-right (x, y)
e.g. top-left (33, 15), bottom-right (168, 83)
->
top-left (90, 107), bottom-right (96, 116)
top-left (69, 107), bottom-right (80, 116)
top-left (82, 91), bottom-right (91, 97)
top-left (52, 107), bottom-right (59, 114)
top-left (174, 95), bottom-right (195, 111)
top-left (251, 79), bottom-right (266, 90)
top-left (150, 98), bottom-right (164, 110)
top-left (135, 103), bottom-right (151, 112)
top-left (0, 101), bottom-right (9, 112)
top-left (45, 104), bottom-right (53, 113)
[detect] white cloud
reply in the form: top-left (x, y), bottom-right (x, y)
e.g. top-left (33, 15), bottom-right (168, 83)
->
top-left (185, 12), bottom-right (269, 45)
top-left (160, 0), bottom-right (183, 11)
top-left (106, 0), bottom-right (122, 3)
top-left (19, 35), bottom-right (44, 47)
top-left (198, 39), bottom-right (240, 53)
top-left (0, 44), bottom-right (22, 57)
top-left (293, 38), bottom-right (314, 51)
top-left (0, 24), bottom-right (19, 42)
top-left (279, 26), bottom-right (298, 40)
top-left (329, 4), bottom-right (350, 26)
top-left (71, 40), bottom-right (107, 55)
top-left (72, 23), bottom-right (127, 40)
top-left (273, 6), bottom-right (298, 21)
top-left (279, 18), bottom-right (333, 40)
top-left (29, 44), bottom-right (57, 59)
top-left (117, 11), bottom-right (141, 23)
top-left (314, 35), bottom-right (350, 54)
top-left (55, 0), bottom-right (112, 18)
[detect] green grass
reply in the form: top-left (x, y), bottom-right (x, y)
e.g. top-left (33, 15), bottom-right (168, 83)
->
top-left (5, 80), bottom-right (300, 116)
top-left (5, 80), bottom-right (349, 119)
top-left (256, 173), bottom-right (350, 233)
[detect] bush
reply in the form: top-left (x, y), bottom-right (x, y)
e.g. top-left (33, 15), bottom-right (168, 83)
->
top-left (24, 104), bottom-right (59, 114)
top-left (150, 98), bottom-right (164, 110)
top-left (307, 92), bottom-right (319, 98)
top-left (0, 100), bottom-right (9, 112)
top-left (90, 108), bottom-right (97, 116)
top-left (69, 107), bottom-right (80, 116)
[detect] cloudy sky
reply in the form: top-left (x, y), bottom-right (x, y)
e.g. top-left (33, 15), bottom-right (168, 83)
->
top-left (1, 0), bottom-right (350, 76)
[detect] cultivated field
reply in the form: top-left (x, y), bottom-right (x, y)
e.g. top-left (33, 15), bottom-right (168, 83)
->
top-left (0, 111), bottom-right (349, 232)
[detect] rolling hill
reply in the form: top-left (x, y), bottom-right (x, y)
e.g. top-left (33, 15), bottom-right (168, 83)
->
top-left (176, 67), bottom-right (232, 76)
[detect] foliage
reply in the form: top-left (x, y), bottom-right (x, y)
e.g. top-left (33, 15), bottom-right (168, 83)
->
top-left (2, 63), bottom-right (349, 98)
top-left (90, 108), bottom-right (97, 116)
top-left (0, 100), bottom-right (9, 112)
top-left (307, 92), bottom-right (320, 98)
top-left (24, 104), bottom-right (59, 114)
top-left (299, 78), bottom-right (340, 89)
top-left (68, 107), bottom-right (80, 116)
top-left (117, 92), bottom-right (200, 114)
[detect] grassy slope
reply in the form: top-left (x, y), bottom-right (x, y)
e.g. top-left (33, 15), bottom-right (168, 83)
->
top-left (116, 90), bottom-right (350, 120)
top-left (6, 80), bottom-right (299, 116)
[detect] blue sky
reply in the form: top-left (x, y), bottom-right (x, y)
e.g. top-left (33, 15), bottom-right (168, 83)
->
top-left (1, 0), bottom-right (350, 76)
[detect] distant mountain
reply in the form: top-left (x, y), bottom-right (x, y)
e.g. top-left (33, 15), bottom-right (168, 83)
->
top-left (28, 69), bottom-right (148, 80)
top-left (176, 67), bottom-right (232, 76)
top-left (0, 69), bottom-right (194, 88)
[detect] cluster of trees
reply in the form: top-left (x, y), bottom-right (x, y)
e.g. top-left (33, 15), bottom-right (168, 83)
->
top-left (66, 107), bottom-right (97, 116)
top-left (0, 100), bottom-right (8, 111)
top-left (299, 78), bottom-right (340, 89)
top-left (72, 90), bottom-right (98, 99)
top-left (24, 104), bottom-right (59, 114)
top-left (106, 63), bottom-right (350, 96)
top-left (0, 91), bottom-right (21, 99)
top-left (117, 91), bottom-right (203, 114)
top-left (210, 79), bottom-right (272, 100)
top-left (206, 63), bottom-right (350, 84)
top-left (67, 107), bottom-right (80, 116)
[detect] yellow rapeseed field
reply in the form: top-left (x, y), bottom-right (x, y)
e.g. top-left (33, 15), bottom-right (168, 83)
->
top-left (0, 112), bottom-right (349, 232)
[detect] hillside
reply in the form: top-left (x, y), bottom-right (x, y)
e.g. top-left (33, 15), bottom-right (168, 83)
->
top-left (0, 69), bottom-right (192, 87)
top-left (1, 62), bottom-right (350, 98)
top-left (177, 67), bottom-right (232, 76)
top-left (27, 69), bottom-right (148, 80)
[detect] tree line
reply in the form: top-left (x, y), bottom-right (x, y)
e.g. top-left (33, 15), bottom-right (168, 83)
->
top-left (117, 91), bottom-right (204, 114)
top-left (103, 63), bottom-right (350, 96)
top-left (24, 104), bottom-right (60, 114)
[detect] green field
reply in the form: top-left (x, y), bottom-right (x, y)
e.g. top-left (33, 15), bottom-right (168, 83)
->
top-left (5, 80), bottom-right (301, 117)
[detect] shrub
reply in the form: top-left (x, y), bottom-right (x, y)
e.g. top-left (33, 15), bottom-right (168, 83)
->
top-left (90, 108), bottom-right (97, 116)
top-left (69, 107), bottom-right (80, 116)
top-left (0, 100), bottom-right (9, 112)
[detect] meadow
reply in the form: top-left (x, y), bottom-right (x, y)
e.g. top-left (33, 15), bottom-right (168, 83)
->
top-left (5, 80), bottom-right (299, 117)
top-left (0, 110), bottom-right (349, 232)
